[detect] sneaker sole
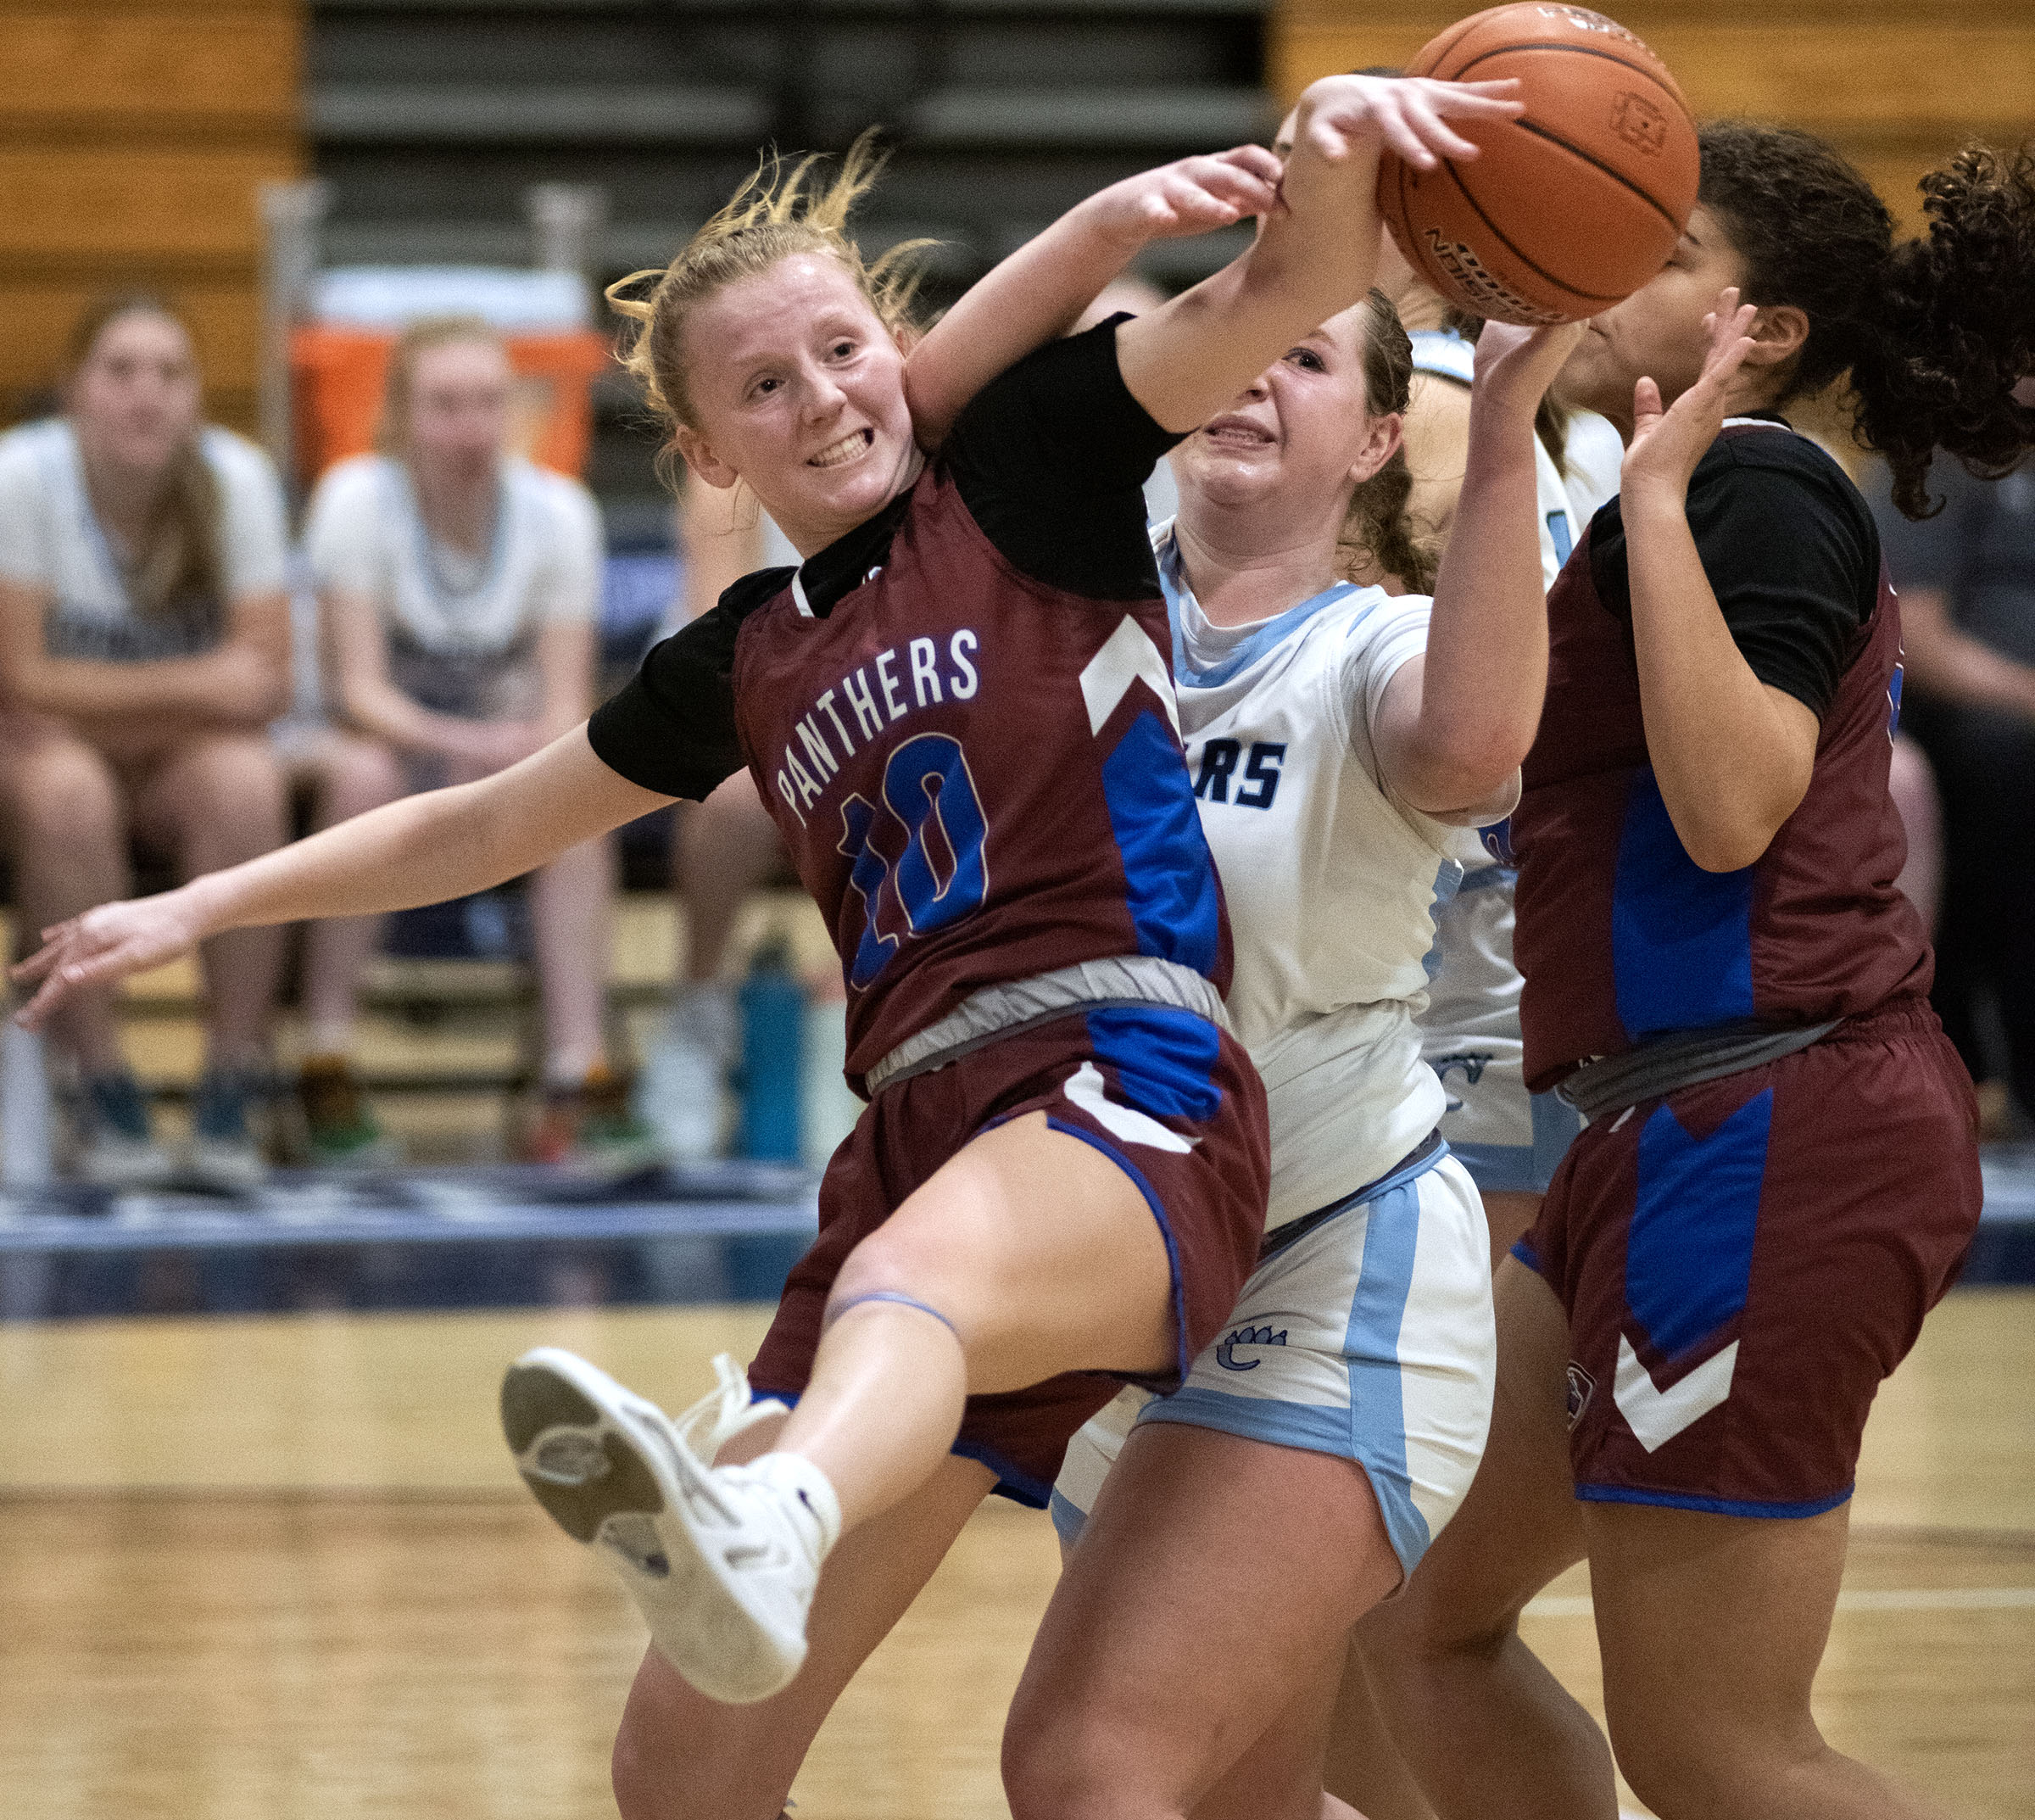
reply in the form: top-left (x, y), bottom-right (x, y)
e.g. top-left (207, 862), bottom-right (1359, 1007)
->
top-left (500, 1350), bottom-right (806, 1704)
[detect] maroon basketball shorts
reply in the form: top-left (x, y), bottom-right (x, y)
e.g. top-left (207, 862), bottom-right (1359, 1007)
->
top-left (1517, 999), bottom-right (1981, 1517)
top-left (749, 1004), bottom-right (1268, 1506)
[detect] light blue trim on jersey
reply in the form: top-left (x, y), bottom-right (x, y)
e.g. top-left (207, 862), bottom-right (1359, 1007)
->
top-left (1049, 1488), bottom-right (1088, 1547)
top-left (1421, 857), bottom-right (1465, 981)
top-left (1409, 327), bottom-right (1475, 386)
top-left (1136, 1141), bottom-right (1449, 1576)
top-left (1156, 533), bottom-right (1365, 689)
top-left (1458, 863), bottom-right (1517, 895)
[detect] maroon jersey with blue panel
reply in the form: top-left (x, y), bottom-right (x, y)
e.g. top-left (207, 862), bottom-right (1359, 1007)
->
top-left (1508, 417), bottom-right (1978, 1520)
top-left (590, 319), bottom-right (1229, 1085)
top-left (588, 319), bottom-right (1268, 1505)
top-left (1512, 418), bottom-right (1930, 1092)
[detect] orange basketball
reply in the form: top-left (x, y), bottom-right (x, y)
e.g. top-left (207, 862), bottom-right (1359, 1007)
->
top-left (1376, 4), bottom-right (1699, 326)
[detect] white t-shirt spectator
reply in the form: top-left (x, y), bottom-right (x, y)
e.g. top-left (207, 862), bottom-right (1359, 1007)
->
top-left (0, 418), bottom-right (289, 662)
top-left (304, 451), bottom-right (602, 720)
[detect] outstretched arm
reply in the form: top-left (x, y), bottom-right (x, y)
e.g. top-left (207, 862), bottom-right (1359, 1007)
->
top-left (1621, 291), bottom-right (1820, 873)
top-left (1374, 321), bottom-right (1585, 816)
top-left (902, 148), bottom-right (1284, 450)
top-left (1118, 74), bottom-right (1523, 434)
top-left (11, 728), bottom-right (670, 1028)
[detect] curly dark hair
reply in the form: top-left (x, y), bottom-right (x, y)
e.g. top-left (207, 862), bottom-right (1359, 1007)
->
top-left (1696, 120), bottom-right (2035, 518)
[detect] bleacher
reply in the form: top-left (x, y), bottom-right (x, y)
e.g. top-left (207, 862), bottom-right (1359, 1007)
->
top-left (306, 0), bottom-right (1277, 533)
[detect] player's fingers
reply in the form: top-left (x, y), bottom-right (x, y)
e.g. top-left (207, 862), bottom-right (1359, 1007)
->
top-left (1306, 118), bottom-right (1356, 164)
top-left (1374, 98), bottom-right (1439, 170)
top-left (1423, 77), bottom-right (1525, 116)
top-left (1191, 160), bottom-right (1275, 211)
top-left (1631, 375), bottom-right (1664, 426)
top-left (1401, 92), bottom-right (1483, 162)
top-left (1213, 143), bottom-right (1285, 184)
top-left (8, 946), bottom-right (59, 985)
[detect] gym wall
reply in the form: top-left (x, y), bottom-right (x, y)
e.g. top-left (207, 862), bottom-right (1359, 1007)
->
top-left (0, 0), bottom-right (305, 436)
top-left (1272, 0), bottom-right (2035, 232)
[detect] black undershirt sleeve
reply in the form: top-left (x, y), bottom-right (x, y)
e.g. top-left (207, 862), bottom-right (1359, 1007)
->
top-left (1589, 436), bottom-right (1879, 718)
top-left (584, 567), bottom-right (792, 799)
top-left (941, 315), bottom-right (1184, 599)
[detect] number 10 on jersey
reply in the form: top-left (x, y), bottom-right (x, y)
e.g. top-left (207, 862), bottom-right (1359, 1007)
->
top-left (838, 733), bottom-right (991, 986)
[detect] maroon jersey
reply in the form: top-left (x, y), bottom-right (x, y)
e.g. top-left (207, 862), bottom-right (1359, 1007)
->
top-left (590, 321), bottom-right (1229, 1083)
top-left (1512, 421), bottom-right (1930, 1091)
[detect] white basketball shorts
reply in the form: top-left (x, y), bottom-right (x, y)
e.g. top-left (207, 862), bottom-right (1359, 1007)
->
top-left (1051, 1142), bottom-right (1497, 1577)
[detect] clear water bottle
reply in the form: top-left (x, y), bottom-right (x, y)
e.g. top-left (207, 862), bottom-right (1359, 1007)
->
top-left (1, 1019), bottom-right (55, 1189)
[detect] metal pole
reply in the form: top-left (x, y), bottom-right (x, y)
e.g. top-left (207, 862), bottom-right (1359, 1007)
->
top-left (257, 178), bottom-right (332, 491)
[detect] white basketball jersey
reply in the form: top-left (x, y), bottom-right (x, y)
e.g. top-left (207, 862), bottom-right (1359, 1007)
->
top-left (1157, 528), bottom-right (1467, 1226)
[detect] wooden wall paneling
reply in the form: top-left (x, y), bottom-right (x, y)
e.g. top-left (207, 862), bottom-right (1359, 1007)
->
top-left (0, 281), bottom-right (264, 405)
top-left (0, 151), bottom-right (299, 268)
top-left (1270, 3), bottom-right (2035, 228)
top-left (0, 11), bottom-right (299, 139)
top-left (0, 3), bottom-right (305, 438)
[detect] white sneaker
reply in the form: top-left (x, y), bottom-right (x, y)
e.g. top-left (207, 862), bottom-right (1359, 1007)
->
top-left (501, 1349), bottom-right (840, 1703)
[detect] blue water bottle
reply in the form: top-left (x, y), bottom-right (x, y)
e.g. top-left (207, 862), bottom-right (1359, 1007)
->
top-left (738, 938), bottom-right (806, 1161)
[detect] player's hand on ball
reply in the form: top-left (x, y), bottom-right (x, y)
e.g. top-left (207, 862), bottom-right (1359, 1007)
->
top-left (1088, 147), bottom-right (1285, 245)
top-left (1623, 288), bottom-right (1760, 499)
top-left (1470, 319), bottom-right (1589, 407)
top-left (1291, 74), bottom-right (1525, 175)
top-left (10, 889), bottom-right (209, 1031)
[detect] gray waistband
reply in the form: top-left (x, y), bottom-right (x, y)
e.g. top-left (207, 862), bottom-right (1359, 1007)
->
top-left (864, 956), bottom-right (1231, 1097)
top-left (1558, 1020), bottom-right (1841, 1124)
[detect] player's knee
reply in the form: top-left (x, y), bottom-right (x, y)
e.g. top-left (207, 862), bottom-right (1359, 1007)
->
top-left (610, 1704), bottom-right (709, 1820)
top-left (1610, 1711), bottom-right (1814, 1820)
top-left (7, 739), bottom-right (119, 846)
top-left (1002, 1703), bottom-right (1172, 1820)
top-left (187, 734), bottom-right (289, 838)
top-left (320, 735), bottom-right (406, 819)
top-left (828, 1229), bottom-right (967, 1330)
top-left (1358, 1566), bottom-right (1514, 1672)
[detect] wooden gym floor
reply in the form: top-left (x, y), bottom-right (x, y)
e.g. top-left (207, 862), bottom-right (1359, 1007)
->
top-left (1, 1290), bottom-right (2029, 1819)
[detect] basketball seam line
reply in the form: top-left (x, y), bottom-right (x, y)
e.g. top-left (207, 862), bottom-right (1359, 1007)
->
top-left (1436, 157), bottom-right (1626, 306)
top-left (1506, 117), bottom-right (1687, 235)
top-left (1450, 39), bottom-right (1691, 114)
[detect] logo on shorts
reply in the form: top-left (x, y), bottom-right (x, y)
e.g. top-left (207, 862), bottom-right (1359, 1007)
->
top-left (1430, 1051), bottom-right (1493, 1115)
top-left (1565, 1362), bottom-right (1596, 1430)
top-left (1216, 1326), bottom-right (1288, 1371)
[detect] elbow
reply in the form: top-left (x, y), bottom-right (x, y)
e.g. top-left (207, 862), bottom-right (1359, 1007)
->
top-left (1400, 730), bottom-right (1533, 818)
top-left (1673, 803), bottom-right (1789, 874)
top-left (1681, 829), bottom-right (1769, 874)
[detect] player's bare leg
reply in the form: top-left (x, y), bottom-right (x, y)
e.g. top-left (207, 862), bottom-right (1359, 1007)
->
top-left (775, 1109), bottom-right (1175, 1524)
top-left (1587, 1500), bottom-right (1953, 1820)
top-left (1002, 1423), bottom-right (1401, 1820)
top-left (610, 1414), bottom-right (993, 1820)
top-left (1318, 1184), bottom-right (1545, 1820)
top-left (1322, 1633), bottom-right (1436, 1820)
top-left (1358, 1256), bottom-right (1614, 1820)
top-left (1479, 1188), bottom-right (1542, 1271)
top-left (506, 1110), bottom-right (1179, 1706)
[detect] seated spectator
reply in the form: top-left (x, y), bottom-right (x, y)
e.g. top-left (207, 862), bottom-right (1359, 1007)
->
top-left (1871, 416), bottom-right (2035, 1133)
top-left (300, 315), bottom-right (655, 1170)
top-left (0, 293), bottom-right (292, 1187)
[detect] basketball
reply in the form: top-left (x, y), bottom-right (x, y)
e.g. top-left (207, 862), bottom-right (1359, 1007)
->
top-left (1377, 3), bottom-right (1700, 326)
